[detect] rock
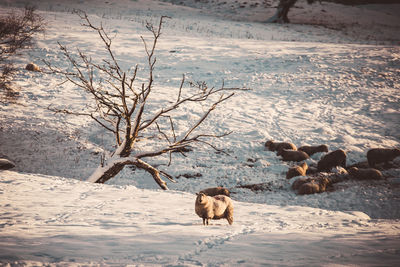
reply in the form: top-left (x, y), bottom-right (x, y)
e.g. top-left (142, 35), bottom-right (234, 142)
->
top-left (25, 62), bottom-right (41, 72)
top-left (0, 158), bottom-right (15, 170)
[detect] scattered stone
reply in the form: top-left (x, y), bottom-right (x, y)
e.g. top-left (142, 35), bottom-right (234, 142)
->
top-left (236, 182), bottom-right (273, 192)
top-left (0, 158), bottom-right (15, 170)
top-left (176, 172), bottom-right (202, 179)
top-left (25, 62), bottom-right (41, 72)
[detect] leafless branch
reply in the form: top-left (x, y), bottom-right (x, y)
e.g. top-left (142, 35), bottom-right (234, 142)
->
top-left (46, 12), bottom-right (248, 189)
top-left (0, 6), bottom-right (45, 93)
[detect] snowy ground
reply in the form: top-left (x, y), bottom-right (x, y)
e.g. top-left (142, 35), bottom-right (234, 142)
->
top-left (2, 171), bottom-right (400, 266)
top-left (1, 0), bottom-right (400, 265)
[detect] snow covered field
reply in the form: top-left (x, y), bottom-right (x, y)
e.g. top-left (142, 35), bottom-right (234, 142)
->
top-left (1, 171), bottom-right (400, 266)
top-left (1, 0), bottom-right (400, 265)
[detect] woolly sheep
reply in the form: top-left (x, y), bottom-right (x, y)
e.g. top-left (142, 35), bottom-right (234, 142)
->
top-left (279, 149), bottom-right (309, 162)
top-left (199, 187), bottom-right (230, 197)
top-left (297, 177), bottom-right (330, 195)
top-left (317, 149), bottom-right (346, 172)
top-left (298, 144), bottom-right (328, 157)
top-left (298, 181), bottom-right (320, 195)
top-left (286, 162), bottom-right (308, 179)
top-left (291, 177), bottom-right (311, 191)
top-left (265, 140), bottom-right (297, 152)
top-left (292, 176), bottom-right (331, 195)
top-left (367, 148), bottom-right (400, 168)
top-left (195, 193), bottom-right (233, 226)
top-left (348, 167), bottom-right (383, 180)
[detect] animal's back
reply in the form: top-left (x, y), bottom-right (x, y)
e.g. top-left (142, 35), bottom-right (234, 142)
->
top-left (200, 187), bottom-right (230, 197)
top-left (213, 195), bottom-right (234, 224)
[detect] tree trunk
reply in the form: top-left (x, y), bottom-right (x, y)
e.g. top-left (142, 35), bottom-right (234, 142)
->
top-left (266, 0), bottom-right (298, 23)
top-left (87, 156), bottom-right (169, 190)
top-left (88, 161), bottom-right (126, 184)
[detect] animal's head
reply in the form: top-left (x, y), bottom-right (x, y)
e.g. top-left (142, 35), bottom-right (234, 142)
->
top-left (196, 193), bottom-right (207, 204)
top-left (348, 167), bottom-right (358, 176)
top-left (221, 188), bottom-right (230, 197)
top-left (337, 149), bottom-right (347, 156)
top-left (265, 140), bottom-right (273, 149)
top-left (319, 145), bottom-right (329, 152)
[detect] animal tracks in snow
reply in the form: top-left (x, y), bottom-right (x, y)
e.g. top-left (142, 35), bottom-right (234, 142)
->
top-left (179, 224), bottom-right (256, 263)
top-left (1, 172), bottom-right (399, 265)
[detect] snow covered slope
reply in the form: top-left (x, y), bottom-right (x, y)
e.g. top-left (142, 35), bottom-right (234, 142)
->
top-left (1, 171), bottom-right (399, 266)
top-left (0, 0), bottom-right (400, 265)
top-left (1, 0), bottom-right (399, 218)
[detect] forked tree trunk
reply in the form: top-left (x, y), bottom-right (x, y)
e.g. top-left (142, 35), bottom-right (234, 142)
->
top-left (87, 155), bottom-right (169, 190)
top-left (87, 139), bottom-right (133, 184)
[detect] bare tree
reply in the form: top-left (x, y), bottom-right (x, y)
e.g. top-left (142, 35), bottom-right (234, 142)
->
top-left (0, 6), bottom-right (44, 89)
top-left (266, 0), bottom-right (318, 23)
top-left (266, 0), bottom-right (392, 24)
top-left (46, 11), bottom-right (247, 189)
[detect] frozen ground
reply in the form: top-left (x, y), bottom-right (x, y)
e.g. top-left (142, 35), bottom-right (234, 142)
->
top-left (1, 171), bottom-right (400, 266)
top-left (0, 0), bottom-right (400, 265)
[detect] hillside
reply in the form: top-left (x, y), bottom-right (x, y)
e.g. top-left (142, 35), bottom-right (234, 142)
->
top-left (0, 0), bottom-right (399, 265)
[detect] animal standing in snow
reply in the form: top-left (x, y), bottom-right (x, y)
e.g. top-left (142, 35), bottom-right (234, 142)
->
top-left (298, 144), bottom-right (328, 157)
top-left (286, 162), bottom-right (308, 179)
top-left (199, 187), bottom-right (230, 197)
top-left (279, 149), bottom-right (309, 162)
top-left (265, 140), bottom-right (297, 152)
top-left (367, 148), bottom-right (400, 168)
top-left (195, 192), bottom-right (233, 226)
top-left (317, 149), bottom-right (346, 172)
top-left (348, 167), bottom-right (383, 180)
